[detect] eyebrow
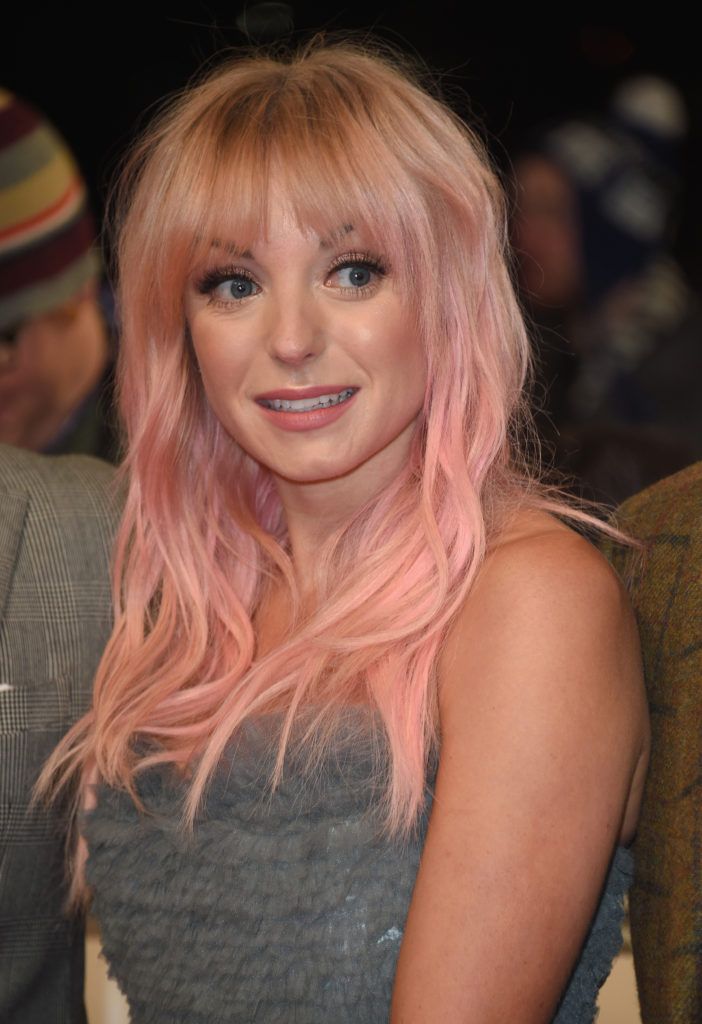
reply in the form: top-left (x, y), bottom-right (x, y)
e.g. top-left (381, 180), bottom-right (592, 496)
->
top-left (210, 241), bottom-right (254, 258)
top-left (320, 223), bottom-right (355, 249)
top-left (210, 223), bottom-right (356, 258)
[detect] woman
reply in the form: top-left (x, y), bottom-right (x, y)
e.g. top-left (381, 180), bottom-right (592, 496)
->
top-left (41, 37), bottom-right (649, 1022)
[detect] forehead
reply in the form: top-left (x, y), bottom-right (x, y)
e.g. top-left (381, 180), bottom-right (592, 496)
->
top-left (171, 139), bottom-right (428, 306)
top-left (185, 127), bottom-right (405, 243)
top-left (209, 220), bottom-right (363, 261)
top-left (190, 174), bottom-right (392, 269)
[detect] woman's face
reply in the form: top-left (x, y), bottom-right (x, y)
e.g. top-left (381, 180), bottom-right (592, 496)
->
top-left (184, 196), bottom-right (426, 505)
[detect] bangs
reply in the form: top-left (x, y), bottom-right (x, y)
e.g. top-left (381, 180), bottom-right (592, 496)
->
top-left (195, 143), bottom-right (408, 278)
top-left (157, 63), bottom-right (440, 317)
top-left (121, 45), bottom-right (487, 356)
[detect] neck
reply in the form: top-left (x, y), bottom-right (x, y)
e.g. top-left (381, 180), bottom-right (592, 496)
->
top-left (273, 422), bottom-right (416, 579)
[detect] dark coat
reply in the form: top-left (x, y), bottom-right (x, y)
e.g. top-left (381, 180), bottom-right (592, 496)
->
top-left (600, 460), bottom-right (702, 1023)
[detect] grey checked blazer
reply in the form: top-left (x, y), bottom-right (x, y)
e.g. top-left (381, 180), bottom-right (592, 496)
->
top-left (0, 444), bottom-right (118, 1024)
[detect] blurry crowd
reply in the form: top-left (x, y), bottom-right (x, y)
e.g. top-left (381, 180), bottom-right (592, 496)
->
top-left (512, 75), bottom-right (701, 504)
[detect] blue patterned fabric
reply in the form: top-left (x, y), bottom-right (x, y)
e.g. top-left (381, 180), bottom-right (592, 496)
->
top-left (84, 710), bottom-right (632, 1023)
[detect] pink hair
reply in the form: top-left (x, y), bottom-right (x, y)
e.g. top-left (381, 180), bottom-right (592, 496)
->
top-left (38, 37), bottom-right (635, 899)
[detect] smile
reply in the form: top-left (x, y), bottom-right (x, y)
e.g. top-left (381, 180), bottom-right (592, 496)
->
top-left (257, 388), bottom-right (357, 412)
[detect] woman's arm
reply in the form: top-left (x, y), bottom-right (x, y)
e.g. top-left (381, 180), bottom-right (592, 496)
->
top-left (390, 517), bottom-right (649, 1023)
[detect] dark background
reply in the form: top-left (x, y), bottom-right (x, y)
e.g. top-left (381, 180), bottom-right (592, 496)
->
top-left (4, 8), bottom-right (700, 282)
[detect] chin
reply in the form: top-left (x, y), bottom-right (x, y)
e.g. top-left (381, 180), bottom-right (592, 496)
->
top-left (272, 460), bottom-right (358, 485)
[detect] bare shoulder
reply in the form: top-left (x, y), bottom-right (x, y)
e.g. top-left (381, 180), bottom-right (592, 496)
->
top-left (496, 509), bottom-right (628, 609)
top-left (390, 510), bottom-right (649, 1018)
top-left (440, 508), bottom-right (635, 689)
top-left (437, 506), bottom-right (648, 794)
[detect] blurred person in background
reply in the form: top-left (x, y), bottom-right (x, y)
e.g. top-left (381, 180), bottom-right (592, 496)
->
top-left (0, 88), bottom-right (119, 461)
top-left (512, 75), bottom-right (702, 505)
top-left (599, 459), bottom-right (702, 1024)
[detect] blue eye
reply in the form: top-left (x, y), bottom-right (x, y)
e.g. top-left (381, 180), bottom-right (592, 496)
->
top-left (336, 265), bottom-right (373, 288)
top-left (196, 266), bottom-right (261, 305)
top-left (214, 275), bottom-right (259, 301)
top-left (330, 254), bottom-right (387, 293)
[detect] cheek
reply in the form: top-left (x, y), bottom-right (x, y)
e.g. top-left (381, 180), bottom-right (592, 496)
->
top-left (190, 323), bottom-right (245, 395)
top-left (188, 334), bottom-right (249, 441)
top-left (376, 321), bottom-right (427, 400)
top-left (358, 301), bottom-right (424, 372)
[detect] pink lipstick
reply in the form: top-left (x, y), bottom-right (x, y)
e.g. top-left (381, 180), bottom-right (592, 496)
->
top-left (254, 386), bottom-right (359, 432)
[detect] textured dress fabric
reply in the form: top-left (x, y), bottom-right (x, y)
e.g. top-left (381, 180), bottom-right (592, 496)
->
top-left (84, 709), bottom-right (633, 1024)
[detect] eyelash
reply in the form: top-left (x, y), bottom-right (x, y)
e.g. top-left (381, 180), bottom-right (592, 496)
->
top-left (195, 251), bottom-right (389, 308)
top-left (328, 252), bottom-right (389, 296)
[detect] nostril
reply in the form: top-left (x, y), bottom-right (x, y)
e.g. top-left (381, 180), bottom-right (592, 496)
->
top-left (272, 346), bottom-right (319, 364)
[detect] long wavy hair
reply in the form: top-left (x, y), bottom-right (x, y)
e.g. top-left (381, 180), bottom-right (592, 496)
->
top-left (39, 36), bottom-right (632, 894)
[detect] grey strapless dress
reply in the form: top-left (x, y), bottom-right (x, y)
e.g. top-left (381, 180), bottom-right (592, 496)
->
top-left (83, 710), bottom-right (633, 1023)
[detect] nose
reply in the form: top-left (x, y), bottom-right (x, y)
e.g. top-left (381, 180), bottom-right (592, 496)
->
top-left (264, 290), bottom-right (325, 367)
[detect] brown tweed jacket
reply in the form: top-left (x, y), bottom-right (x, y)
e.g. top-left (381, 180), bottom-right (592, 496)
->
top-left (600, 461), bottom-right (702, 1023)
top-left (0, 445), bottom-right (118, 1024)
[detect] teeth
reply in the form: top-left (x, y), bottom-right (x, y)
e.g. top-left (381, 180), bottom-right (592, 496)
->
top-left (261, 388), bottom-right (356, 412)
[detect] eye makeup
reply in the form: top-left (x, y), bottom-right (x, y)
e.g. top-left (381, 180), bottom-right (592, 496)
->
top-left (194, 249), bottom-right (390, 307)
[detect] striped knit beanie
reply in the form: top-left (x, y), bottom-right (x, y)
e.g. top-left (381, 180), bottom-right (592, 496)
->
top-left (0, 88), bottom-right (100, 334)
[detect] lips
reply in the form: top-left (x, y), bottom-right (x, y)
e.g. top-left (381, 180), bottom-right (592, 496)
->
top-left (255, 385), bottom-right (358, 401)
top-left (260, 388), bottom-right (355, 413)
top-left (255, 386), bottom-right (359, 431)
